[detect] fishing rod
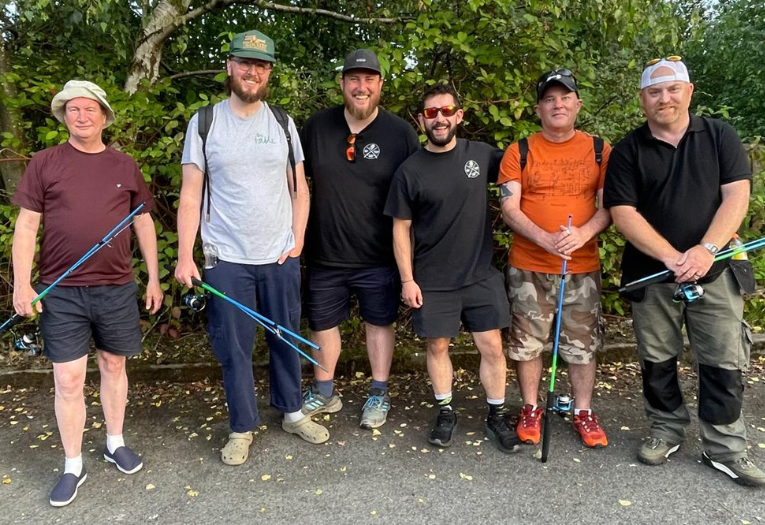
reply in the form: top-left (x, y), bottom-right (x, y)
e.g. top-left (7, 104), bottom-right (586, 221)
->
top-left (541, 215), bottom-right (571, 463)
top-left (619, 235), bottom-right (765, 294)
top-left (190, 278), bottom-right (327, 372)
top-left (1, 203), bottom-right (146, 335)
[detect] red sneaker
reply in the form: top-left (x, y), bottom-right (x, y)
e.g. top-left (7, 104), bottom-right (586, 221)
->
top-left (516, 404), bottom-right (544, 444)
top-left (573, 410), bottom-right (608, 448)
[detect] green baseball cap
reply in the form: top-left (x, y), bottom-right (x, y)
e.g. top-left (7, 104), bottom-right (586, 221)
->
top-left (229, 30), bottom-right (275, 62)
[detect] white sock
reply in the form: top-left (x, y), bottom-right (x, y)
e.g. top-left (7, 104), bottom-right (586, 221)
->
top-left (107, 434), bottom-right (125, 454)
top-left (283, 411), bottom-right (304, 423)
top-left (487, 397), bottom-right (505, 406)
top-left (64, 455), bottom-right (83, 477)
top-left (574, 408), bottom-right (591, 416)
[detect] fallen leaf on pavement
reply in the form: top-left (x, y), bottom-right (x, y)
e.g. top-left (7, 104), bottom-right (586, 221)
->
top-left (619, 500), bottom-right (631, 507)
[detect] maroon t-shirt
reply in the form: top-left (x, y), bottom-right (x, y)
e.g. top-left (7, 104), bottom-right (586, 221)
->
top-left (12, 142), bottom-right (155, 286)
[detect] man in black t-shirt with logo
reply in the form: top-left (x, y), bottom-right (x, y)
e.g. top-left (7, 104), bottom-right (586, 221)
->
top-left (300, 50), bottom-right (420, 431)
top-left (384, 84), bottom-right (520, 453)
top-left (604, 57), bottom-right (764, 486)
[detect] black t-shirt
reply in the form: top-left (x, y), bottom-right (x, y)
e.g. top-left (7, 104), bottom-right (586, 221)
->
top-left (300, 106), bottom-right (420, 268)
top-left (603, 115), bottom-right (751, 289)
top-left (384, 139), bottom-right (504, 291)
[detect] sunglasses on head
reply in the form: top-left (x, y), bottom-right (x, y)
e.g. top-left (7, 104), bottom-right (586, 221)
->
top-left (345, 133), bottom-right (357, 163)
top-left (421, 105), bottom-right (460, 119)
top-left (646, 56), bottom-right (682, 66)
top-left (537, 68), bottom-right (576, 89)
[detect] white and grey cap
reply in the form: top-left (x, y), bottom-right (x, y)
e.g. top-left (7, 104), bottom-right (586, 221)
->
top-left (640, 59), bottom-right (690, 89)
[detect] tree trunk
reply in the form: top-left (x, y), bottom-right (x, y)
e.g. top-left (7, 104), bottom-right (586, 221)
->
top-left (0, 38), bottom-right (27, 194)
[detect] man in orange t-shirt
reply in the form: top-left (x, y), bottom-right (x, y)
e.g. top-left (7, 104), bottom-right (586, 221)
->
top-left (498, 69), bottom-right (611, 449)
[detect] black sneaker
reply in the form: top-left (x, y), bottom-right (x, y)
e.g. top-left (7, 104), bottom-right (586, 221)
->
top-left (104, 446), bottom-right (143, 474)
top-left (486, 409), bottom-right (522, 454)
top-left (702, 452), bottom-right (765, 487)
top-left (49, 466), bottom-right (87, 507)
top-left (429, 408), bottom-right (457, 447)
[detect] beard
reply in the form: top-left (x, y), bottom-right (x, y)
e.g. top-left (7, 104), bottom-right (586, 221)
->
top-left (425, 123), bottom-right (457, 147)
top-left (343, 90), bottom-right (381, 121)
top-left (229, 75), bottom-right (268, 104)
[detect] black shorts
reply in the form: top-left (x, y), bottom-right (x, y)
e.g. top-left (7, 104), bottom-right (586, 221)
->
top-left (36, 282), bottom-right (142, 363)
top-left (413, 272), bottom-right (510, 338)
top-left (305, 264), bottom-right (400, 331)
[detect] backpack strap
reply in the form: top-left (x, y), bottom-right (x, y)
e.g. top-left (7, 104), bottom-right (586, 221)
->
top-left (519, 137), bottom-right (529, 173)
top-left (197, 105), bottom-right (214, 222)
top-left (268, 105), bottom-right (298, 198)
top-left (593, 135), bottom-right (604, 167)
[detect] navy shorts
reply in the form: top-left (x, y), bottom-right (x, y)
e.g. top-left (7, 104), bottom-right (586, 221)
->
top-left (36, 282), bottom-right (142, 363)
top-left (413, 272), bottom-right (510, 338)
top-left (305, 264), bottom-right (400, 331)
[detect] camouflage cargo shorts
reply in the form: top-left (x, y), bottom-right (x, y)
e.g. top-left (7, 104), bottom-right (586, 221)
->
top-left (505, 267), bottom-right (604, 365)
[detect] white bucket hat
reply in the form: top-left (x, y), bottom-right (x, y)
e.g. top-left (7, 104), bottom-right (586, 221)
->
top-left (640, 58), bottom-right (690, 89)
top-left (51, 80), bottom-right (115, 127)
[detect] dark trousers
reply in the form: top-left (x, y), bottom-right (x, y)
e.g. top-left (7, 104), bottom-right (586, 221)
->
top-left (206, 258), bottom-right (302, 432)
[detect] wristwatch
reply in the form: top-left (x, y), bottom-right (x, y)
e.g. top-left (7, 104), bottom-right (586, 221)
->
top-left (701, 242), bottom-right (720, 255)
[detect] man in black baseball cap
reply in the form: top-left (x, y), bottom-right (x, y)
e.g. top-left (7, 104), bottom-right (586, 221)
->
top-left (536, 68), bottom-right (580, 101)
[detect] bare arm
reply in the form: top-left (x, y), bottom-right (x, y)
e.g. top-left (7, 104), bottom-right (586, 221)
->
top-left (554, 188), bottom-right (612, 255)
top-left (12, 208), bottom-right (42, 316)
top-left (393, 217), bottom-right (422, 308)
top-left (278, 161), bottom-right (309, 264)
top-left (133, 212), bottom-right (163, 314)
top-left (499, 181), bottom-right (570, 261)
top-left (174, 163), bottom-right (203, 288)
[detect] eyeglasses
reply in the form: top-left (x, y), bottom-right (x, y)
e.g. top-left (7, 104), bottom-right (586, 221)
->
top-left (345, 133), bottom-right (357, 163)
top-left (230, 57), bottom-right (272, 75)
top-left (646, 56), bottom-right (682, 66)
top-left (422, 105), bottom-right (460, 119)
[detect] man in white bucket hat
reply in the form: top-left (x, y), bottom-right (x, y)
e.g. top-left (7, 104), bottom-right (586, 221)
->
top-left (12, 79), bottom-right (162, 506)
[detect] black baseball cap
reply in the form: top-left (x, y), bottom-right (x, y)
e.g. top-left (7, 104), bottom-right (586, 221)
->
top-left (536, 69), bottom-right (580, 101)
top-left (343, 49), bottom-right (382, 75)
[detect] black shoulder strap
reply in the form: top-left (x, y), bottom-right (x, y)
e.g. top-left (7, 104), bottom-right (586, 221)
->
top-left (593, 135), bottom-right (604, 167)
top-left (197, 105), bottom-right (214, 222)
top-left (519, 137), bottom-right (529, 173)
top-left (269, 105), bottom-right (297, 198)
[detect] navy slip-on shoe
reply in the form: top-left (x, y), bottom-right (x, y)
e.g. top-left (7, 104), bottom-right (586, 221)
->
top-left (104, 446), bottom-right (143, 474)
top-left (49, 467), bottom-right (87, 507)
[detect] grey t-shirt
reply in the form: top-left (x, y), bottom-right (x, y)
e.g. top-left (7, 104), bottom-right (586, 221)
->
top-left (182, 100), bottom-right (305, 265)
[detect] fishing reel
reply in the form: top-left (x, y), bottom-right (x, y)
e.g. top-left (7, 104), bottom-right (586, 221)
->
top-left (552, 394), bottom-right (573, 414)
top-left (183, 292), bottom-right (208, 312)
top-left (12, 328), bottom-right (43, 356)
top-left (673, 283), bottom-right (705, 304)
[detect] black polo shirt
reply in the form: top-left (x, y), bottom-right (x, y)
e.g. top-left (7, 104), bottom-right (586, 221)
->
top-left (300, 106), bottom-right (420, 268)
top-left (603, 114), bottom-right (751, 290)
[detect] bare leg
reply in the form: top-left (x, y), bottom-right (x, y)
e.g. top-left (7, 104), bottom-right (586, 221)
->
top-left (310, 327), bottom-right (342, 381)
top-left (516, 356), bottom-right (543, 406)
top-left (366, 323), bottom-right (394, 382)
top-left (427, 338), bottom-right (452, 395)
top-left (472, 330), bottom-right (507, 400)
top-left (53, 356), bottom-right (88, 458)
top-left (97, 350), bottom-right (128, 436)
top-left (570, 361), bottom-right (597, 410)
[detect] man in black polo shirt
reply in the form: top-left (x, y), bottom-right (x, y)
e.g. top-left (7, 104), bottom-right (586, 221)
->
top-left (385, 84), bottom-right (520, 453)
top-left (300, 50), bottom-right (420, 431)
top-left (604, 57), bottom-right (764, 486)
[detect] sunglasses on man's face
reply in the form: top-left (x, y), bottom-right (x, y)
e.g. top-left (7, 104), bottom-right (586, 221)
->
top-left (646, 56), bottom-right (682, 66)
top-left (421, 105), bottom-right (460, 119)
top-left (345, 133), bottom-right (357, 163)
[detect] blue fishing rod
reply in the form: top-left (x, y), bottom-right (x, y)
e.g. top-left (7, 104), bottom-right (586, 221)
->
top-left (619, 235), bottom-right (765, 293)
top-left (541, 215), bottom-right (572, 463)
top-left (190, 278), bottom-right (327, 372)
top-left (0, 203), bottom-right (146, 335)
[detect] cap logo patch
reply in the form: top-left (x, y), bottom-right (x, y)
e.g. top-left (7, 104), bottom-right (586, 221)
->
top-left (243, 35), bottom-right (268, 51)
top-left (356, 58), bottom-right (367, 62)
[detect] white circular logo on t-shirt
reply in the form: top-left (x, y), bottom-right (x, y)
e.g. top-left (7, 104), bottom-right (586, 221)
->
top-left (464, 160), bottom-right (480, 178)
top-left (363, 143), bottom-right (381, 159)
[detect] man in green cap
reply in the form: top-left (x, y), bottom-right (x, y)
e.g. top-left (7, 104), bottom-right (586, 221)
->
top-left (176, 30), bottom-right (327, 466)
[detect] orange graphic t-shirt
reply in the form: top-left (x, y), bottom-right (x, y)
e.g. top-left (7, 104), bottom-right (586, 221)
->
top-left (497, 131), bottom-right (611, 274)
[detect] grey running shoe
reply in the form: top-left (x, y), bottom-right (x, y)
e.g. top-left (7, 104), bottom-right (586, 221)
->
top-left (702, 452), bottom-right (765, 487)
top-left (360, 388), bottom-right (390, 429)
top-left (637, 437), bottom-right (681, 465)
top-left (302, 386), bottom-right (342, 417)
